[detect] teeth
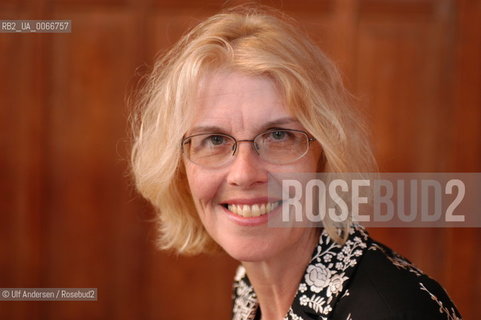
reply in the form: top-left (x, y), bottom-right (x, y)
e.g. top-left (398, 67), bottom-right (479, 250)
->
top-left (242, 205), bottom-right (251, 217)
top-left (227, 201), bottom-right (281, 218)
top-left (260, 204), bottom-right (266, 215)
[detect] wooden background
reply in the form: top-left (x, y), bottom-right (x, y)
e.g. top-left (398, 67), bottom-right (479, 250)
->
top-left (1, 0), bottom-right (480, 319)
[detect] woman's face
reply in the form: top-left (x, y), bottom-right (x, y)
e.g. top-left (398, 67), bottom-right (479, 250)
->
top-left (184, 71), bottom-right (322, 262)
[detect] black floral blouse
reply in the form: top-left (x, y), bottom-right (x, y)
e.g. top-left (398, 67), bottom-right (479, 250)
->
top-left (232, 225), bottom-right (462, 320)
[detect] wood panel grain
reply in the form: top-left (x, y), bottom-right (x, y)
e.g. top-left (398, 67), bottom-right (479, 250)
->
top-left (44, 9), bottom-right (142, 320)
top-left (355, 0), bottom-right (479, 318)
top-left (0, 4), bottom-right (49, 318)
top-left (443, 0), bottom-right (481, 317)
top-left (356, 3), bottom-right (453, 172)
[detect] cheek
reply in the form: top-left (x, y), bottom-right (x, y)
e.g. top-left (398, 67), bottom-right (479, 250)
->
top-left (309, 144), bottom-right (323, 171)
top-left (292, 145), bottom-right (322, 173)
top-left (185, 165), bottom-right (222, 209)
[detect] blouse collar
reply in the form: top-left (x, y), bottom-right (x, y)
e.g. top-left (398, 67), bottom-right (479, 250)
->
top-left (232, 225), bottom-right (369, 320)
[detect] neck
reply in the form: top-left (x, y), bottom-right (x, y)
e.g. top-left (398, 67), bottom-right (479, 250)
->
top-left (242, 228), bottom-right (320, 320)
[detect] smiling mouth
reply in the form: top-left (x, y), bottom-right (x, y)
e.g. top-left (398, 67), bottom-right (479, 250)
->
top-left (222, 201), bottom-right (282, 218)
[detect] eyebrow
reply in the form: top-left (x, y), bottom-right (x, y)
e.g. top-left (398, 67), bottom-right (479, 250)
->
top-left (259, 117), bottom-right (300, 131)
top-left (187, 117), bottom-right (300, 136)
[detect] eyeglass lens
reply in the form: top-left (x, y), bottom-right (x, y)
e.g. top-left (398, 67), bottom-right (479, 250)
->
top-left (182, 130), bottom-right (310, 168)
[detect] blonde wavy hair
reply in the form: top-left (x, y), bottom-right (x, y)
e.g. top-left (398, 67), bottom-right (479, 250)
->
top-left (130, 5), bottom-right (377, 255)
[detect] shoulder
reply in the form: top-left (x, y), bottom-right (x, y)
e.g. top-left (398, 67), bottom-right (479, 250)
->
top-left (332, 239), bottom-right (462, 320)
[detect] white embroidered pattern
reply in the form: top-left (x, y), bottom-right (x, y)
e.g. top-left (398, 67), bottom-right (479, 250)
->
top-left (284, 309), bottom-right (304, 320)
top-left (292, 227), bottom-right (367, 317)
top-left (232, 266), bottom-right (258, 320)
top-left (369, 242), bottom-right (423, 276)
top-left (369, 241), bottom-right (462, 320)
top-left (420, 282), bottom-right (462, 320)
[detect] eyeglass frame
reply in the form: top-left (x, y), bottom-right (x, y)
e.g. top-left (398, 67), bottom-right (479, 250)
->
top-left (181, 128), bottom-right (316, 168)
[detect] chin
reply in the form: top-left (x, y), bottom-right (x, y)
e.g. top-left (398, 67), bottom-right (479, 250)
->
top-left (225, 249), bottom-right (267, 263)
top-left (217, 235), bottom-right (277, 263)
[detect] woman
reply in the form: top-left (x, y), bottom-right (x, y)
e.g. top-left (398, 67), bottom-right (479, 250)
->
top-left (131, 5), bottom-right (461, 320)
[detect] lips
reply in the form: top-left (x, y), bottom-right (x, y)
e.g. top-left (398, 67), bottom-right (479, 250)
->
top-left (222, 201), bottom-right (282, 218)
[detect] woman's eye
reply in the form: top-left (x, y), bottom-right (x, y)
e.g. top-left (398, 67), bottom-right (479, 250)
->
top-left (270, 130), bottom-right (287, 140)
top-left (206, 135), bottom-right (226, 146)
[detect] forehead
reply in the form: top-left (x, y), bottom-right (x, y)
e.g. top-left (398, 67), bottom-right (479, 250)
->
top-left (190, 71), bottom-right (292, 133)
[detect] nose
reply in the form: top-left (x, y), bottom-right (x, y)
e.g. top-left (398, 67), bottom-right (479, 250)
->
top-left (226, 141), bottom-right (268, 188)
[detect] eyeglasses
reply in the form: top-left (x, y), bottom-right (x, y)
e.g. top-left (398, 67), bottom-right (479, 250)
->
top-left (181, 129), bottom-right (316, 168)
